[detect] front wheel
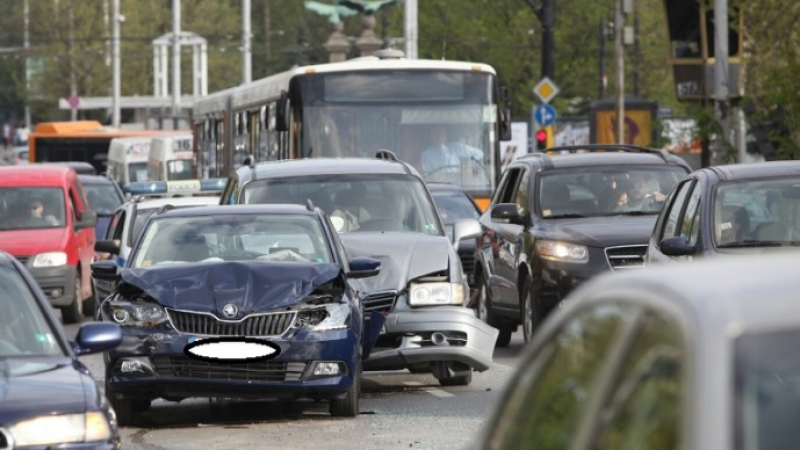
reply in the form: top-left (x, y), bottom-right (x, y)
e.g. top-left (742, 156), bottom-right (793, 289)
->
top-left (61, 270), bottom-right (82, 325)
top-left (330, 363), bottom-right (360, 417)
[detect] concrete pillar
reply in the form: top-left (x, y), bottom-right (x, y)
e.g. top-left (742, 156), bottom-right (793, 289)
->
top-left (356, 15), bottom-right (383, 57)
top-left (323, 22), bottom-right (350, 63)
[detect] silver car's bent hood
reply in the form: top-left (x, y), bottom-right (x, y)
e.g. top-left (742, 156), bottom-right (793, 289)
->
top-left (119, 262), bottom-right (342, 316)
top-left (340, 232), bottom-right (451, 293)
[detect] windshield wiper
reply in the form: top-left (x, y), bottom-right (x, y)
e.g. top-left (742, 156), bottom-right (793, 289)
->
top-left (614, 211), bottom-right (658, 216)
top-left (717, 240), bottom-right (789, 248)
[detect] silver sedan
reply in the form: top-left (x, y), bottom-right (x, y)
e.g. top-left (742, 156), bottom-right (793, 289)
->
top-left (475, 251), bottom-right (800, 450)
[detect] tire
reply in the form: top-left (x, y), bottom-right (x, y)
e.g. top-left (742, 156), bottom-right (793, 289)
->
top-left (438, 367), bottom-right (473, 386)
top-left (521, 277), bottom-right (544, 344)
top-left (61, 270), bottom-right (83, 325)
top-left (330, 363), bottom-right (360, 417)
top-left (106, 380), bottom-right (149, 427)
top-left (476, 274), bottom-right (513, 348)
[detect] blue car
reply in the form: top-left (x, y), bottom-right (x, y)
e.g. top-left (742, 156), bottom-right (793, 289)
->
top-left (91, 204), bottom-right (384, 425)
top-left (0, 251), bottom-right (122, 449)
top-left (79, 175), bottom-right (125, 242)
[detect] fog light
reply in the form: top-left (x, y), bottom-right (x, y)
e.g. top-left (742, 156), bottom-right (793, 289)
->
top-left (313, 362), bottom-right (341, 376)
top-left (49, 288), bottom-right (63, 298)
top-left (112, 309), bottom-right (129, 323)
top-left (121, 360), bottom-right (143, 372)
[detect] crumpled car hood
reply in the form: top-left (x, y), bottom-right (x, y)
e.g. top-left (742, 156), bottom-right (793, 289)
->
top-left (119, 262), bottom-right (341, 317)
top-left (340, 232), bottom-right (451, 293)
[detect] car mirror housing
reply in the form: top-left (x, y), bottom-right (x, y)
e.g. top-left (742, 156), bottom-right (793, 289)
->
top-left (453, 218), bottom-right (482, 250)
top-left (91, 259), bottom-right (120, 281)
top-left (95, 239), bottom-right (120, 255)
top-left (659, 236), bottom-right (696, 257)
top-left (75, 210), bottom-right (97, 230)
top-left (490, 203), bottom-right (525, 226)
top-left (347, 257), bottom-right (381, 279)
top-left (72, 322), bottom-right (122, 356)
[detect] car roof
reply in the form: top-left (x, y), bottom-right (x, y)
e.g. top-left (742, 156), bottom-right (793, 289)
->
top-left (706, 160), bottom-right (800, 181)
top-left (517, 151), bottom-right (689, 170)
top-left (573, 251), bottom-right (800, 338)
top-left (0, 165), bottom-right (75, 185)
top-left (131, 196), bottom-right (221, 209)
top-left (243, 158), bottom-right (417, 180)
top-left (152, 203), bottom-right (320, 219)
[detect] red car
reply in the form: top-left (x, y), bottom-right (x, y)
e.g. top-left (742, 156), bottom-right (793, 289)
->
top-left (0, 165), bottom-right (97, 323)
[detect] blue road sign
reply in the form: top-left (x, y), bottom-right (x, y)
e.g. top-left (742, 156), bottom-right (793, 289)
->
top-left (534, 104), bottom-right (557, 126)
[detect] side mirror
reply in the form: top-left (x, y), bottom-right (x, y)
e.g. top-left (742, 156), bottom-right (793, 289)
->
top-left (490, 203), bottom-right (525, 226)
top-left (75, 210), bottom-right (97, 230)
top-left (659, 236), bottom-right (696, 257)
top-left (499, 108), bottom-right (512, 141)
top-left (72, 322), bottom-right (122, 356)
top-left (453, 218), bottom-right (482, 250)
top-left (347, 257), bottom-right (381, 279)
top-left (275, 90), bottom-right (290, 132)
top-left (95, 240), bottom-right (120, 255)
top-left (91, 260), bottom-right (119, 281)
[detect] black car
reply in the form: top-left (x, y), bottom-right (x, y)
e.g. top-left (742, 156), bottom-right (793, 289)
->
top-left (92, 204), bottom-right (383, 424)
top-left (647, 160), bottom-right (800, 263)
top-left (220, 154), bottom-right (497, 386)
top-left (473, 145), bottom-right (691, 346)
top-left (427, 183), bottom-right (483, 287)
top-left (0, 251), bottom-right (122, 449)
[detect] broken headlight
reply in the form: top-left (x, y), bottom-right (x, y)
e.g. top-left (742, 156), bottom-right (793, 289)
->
top-left (104, 296), bottom-right (167, 327)
top-left (297, 294), bottom-right (350, 331)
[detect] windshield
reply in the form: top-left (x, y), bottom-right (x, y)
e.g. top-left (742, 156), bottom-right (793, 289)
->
top-left (132, 214), bottom-right (332, 267)
top-left (295, 70), bottom-right (497, 195)
top-left (537, 167), bottom-right (687, 218)
top-left (431, 190), bottom-right (481, 225)
top-left (243, 174), bottom-right (444, 235)
top-left (167, 160), bottom-right (194, 181)
top-left (715, 178), bottom-right (800, 248)
top-left (84, 183), bottom-right (123, 216)
top-left (0, 187), bottom-right (66, 230)
top-left (734, 329), bottom-right (800, 450)
top-left (128, 162), bottom-right (149, 183)
top-left (0, 264), bottom-right (63, 357)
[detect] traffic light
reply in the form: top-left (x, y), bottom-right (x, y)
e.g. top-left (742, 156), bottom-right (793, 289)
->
top-left (535, 128), bottom-right (548, 151)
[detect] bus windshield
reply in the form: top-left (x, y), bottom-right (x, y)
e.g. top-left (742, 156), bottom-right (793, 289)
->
top-left (295, 70), bottom-right (496, 195)
top-left (167, 160), bottom-right (194, 180)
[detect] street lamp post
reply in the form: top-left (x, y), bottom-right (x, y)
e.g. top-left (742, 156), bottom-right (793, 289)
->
top-left (111, 0), bottom-right (121, 128)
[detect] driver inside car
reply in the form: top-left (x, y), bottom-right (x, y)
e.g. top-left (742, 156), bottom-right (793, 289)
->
top-left (330, 182), bottom-right (372, 233)
top-left (421, 125), bottom-right (484, 174)
top-left (614, 174), bottom-right (667, 212)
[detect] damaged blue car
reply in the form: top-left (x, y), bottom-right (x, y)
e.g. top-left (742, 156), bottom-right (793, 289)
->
top-left (91, 204), bottom-right (384, 425)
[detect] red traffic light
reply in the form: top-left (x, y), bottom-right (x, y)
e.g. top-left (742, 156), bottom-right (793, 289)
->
top-left (536, 130), bottom-right (547, 142)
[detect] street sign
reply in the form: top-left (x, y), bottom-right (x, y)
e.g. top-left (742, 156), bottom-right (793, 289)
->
top-left (534, 104), bottom-right (557, 126)
top-left (68, 95), bottom-right (80, 109)
top-left (532, 77), bottom-right (559, 104)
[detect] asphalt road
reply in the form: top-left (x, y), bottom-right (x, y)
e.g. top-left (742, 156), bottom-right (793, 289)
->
top-left (64, 316), bottom-right (527, 450)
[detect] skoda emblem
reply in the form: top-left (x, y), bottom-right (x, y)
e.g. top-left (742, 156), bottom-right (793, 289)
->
top-left (222, 304), bottom-right (238, 319)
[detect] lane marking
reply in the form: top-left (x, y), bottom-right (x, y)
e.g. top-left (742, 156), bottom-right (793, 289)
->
top-left (404, 381), bottom-right (455, 398)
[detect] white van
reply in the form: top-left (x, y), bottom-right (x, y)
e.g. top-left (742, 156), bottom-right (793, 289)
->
top-left (148, 135), bottom-right (194, 181)
top-left (107, 137), bottom-right (151, 186)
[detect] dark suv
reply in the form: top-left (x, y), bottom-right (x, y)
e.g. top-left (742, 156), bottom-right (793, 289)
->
top-left (218, 154), bottom-right (498, 386)
top-left (473, 145), bottom-right (691, 346)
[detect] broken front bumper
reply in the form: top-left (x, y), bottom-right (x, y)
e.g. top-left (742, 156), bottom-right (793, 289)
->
top-left (363, 306), bottom-right (499, 372)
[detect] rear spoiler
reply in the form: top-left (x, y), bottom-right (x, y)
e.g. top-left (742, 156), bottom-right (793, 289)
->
top-left (123, 178), bottom-right (226, 198)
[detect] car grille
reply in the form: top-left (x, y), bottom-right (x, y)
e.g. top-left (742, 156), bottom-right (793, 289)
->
top-left (363, 291), bottom-right (396, 314)
top-left (458, 252), bottom-right (475, 281)
top-left (605, 245), bottom-right (648, 270)
top-left (166, 309), bottom-right (296, 337)
top-left (152, 356), bottom-right (307, 382)
top-left (14, 255), bottom-right (30, 266)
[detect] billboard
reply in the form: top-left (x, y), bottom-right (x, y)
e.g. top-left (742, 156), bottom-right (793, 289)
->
top-left (500, 122), bottom-right (529, 171)
top-left (595, 110), bottom-right (654, 146)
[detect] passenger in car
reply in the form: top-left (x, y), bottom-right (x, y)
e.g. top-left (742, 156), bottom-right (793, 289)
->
top-left (614, 174), bottom-right (667, 212)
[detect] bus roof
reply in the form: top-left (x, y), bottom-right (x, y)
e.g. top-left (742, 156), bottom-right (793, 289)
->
top-left (31, 121), bottom-right (185, 139)
top-left (193, 56), bottom-right (498, 115)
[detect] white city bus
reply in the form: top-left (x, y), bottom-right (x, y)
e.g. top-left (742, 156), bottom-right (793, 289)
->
top-left (107, 137), bottom-right (151, 187)
top-left (191, 49), bottom-right (512, 209)
top-left (148, 134), bottom-right (194, 181)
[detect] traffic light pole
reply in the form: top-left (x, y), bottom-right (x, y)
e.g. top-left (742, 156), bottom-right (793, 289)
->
top-left (614, 0), bottom-right (625, 145)
top-left (523, 0), bottom-right (555, 80)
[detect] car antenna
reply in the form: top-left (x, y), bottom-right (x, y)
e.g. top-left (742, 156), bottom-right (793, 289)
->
top-left (305, 198), bottom-right (315, 212)
top-left (375, 149), bottom-right (399, 162)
